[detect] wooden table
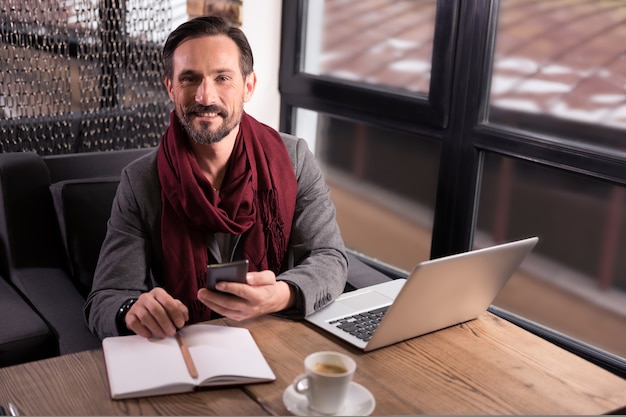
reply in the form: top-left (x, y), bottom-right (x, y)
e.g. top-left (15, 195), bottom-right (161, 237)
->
top-left (1, 312), bottom-right (625, 415)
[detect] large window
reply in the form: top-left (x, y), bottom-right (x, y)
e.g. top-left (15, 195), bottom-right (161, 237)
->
top-left (488, 0), bottom-right (626, 152)
top-left (281, 0), bottom-right (626, 377)
top-left (295, 108), bottom-right (440, 270)
top-left (280, 0), bottom-right (454, 133)
top-left (479, 154), bottom-right (626, 358)
top-left (302, 0), bottom-right (436, 95)
top-left (477, 0), bottom-right (626, 369)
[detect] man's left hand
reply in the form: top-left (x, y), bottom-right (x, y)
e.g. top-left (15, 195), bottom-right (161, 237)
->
top-left (197, 270), bottom-right (295, 321)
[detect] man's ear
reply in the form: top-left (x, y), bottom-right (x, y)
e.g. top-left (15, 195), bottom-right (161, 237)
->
top-left (243, 72), bottom-right (257, 103)
top-left (164, 76), bottom-right (175, 102)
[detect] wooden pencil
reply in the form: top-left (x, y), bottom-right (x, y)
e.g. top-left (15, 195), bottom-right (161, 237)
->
top-left (175, 331), bottom-right (198, 379)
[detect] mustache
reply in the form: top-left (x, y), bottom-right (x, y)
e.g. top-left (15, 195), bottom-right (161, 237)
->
top-left (186, 104), bottom-right (228, 117)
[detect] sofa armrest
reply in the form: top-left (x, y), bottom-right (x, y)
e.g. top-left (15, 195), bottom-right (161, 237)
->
top-left (345, 251), bottom-right (395, 292)
top-left (0, 153), bottom-right (67, 274)
top-left (44, 148), bottom-right (153, 182)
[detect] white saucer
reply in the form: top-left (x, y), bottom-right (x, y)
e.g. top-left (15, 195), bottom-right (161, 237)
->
top-left (282, 381), bottom-right (375, 416)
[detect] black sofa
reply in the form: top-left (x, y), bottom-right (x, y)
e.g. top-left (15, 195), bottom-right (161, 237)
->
top-left (0, 148), bottom-right (153, 366)
top-left (0, 147), bottom-right (393, 367)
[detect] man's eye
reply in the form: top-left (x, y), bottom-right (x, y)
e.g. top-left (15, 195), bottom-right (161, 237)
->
top-left (179, 75), bottom-right (199, 84)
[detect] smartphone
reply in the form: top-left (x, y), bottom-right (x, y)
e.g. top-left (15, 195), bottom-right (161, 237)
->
top-left (206, 259), bottom-right (249, 291)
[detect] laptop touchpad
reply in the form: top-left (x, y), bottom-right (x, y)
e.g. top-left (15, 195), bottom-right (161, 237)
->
top-left (339, 290), bottom-right (393, 311)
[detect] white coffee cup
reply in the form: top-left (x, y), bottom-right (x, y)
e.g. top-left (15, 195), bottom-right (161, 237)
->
top-left (293, 351), bottom-right (356, 415)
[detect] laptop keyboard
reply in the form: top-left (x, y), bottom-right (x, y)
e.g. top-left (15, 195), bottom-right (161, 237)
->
top-left (329, 305), bottom-right (390, 341)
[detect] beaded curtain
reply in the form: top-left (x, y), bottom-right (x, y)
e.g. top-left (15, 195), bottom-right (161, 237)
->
top-left (0, 0), bottom-right (175, 154)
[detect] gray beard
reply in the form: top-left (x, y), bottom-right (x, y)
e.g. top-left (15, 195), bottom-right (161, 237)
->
top-left (183, 119), bottom-right (230, 145)
top-left (177, 105), bottom-right (242, 145)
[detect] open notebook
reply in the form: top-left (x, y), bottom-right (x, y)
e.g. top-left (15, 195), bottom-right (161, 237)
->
top-left (306, 237), bottom-right (538, 351)
top-left (102, 323), bottom-right (275, 399)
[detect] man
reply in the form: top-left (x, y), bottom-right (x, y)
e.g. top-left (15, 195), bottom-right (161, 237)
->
top-left (84, 16), bottom-right (348, 340)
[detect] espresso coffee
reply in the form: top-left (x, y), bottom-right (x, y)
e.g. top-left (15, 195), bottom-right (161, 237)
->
top-left (295, 352), bottom-right (357, 414)
top-left (312, 362), bottom-right (347, 375)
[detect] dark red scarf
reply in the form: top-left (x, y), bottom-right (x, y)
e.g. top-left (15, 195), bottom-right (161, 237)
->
top-left (157, 111), bottom-right (297, 323)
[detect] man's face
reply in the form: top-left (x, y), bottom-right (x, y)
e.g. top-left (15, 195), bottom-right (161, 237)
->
top-left (165, 35), bottom-right (256, 145)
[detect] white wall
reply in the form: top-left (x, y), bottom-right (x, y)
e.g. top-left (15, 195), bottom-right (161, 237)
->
top-left (241, 0), bottom-right (282, 130)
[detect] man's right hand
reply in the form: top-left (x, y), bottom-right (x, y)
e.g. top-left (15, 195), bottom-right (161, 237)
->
top-left (125, 287), bottom-right (189, 339)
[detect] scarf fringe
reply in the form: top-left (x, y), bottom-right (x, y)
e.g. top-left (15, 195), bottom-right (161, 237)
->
top-left (261, 189), bottom-right (286, 273)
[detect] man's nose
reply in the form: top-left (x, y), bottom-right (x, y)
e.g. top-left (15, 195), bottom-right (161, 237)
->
top-left (195, 79), bottom-right (216, 105)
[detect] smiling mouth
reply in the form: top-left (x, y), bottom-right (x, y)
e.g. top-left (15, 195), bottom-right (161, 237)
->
top-left (188, 104), bottom-right (226, 120)
top-left (195, 111), bottom-right (219, 118)
top-left (184, 105), bottom-right (227, 127)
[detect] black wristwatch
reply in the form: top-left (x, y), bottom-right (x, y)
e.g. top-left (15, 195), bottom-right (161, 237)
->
top-left (115, 298), bottom-right (138, 335)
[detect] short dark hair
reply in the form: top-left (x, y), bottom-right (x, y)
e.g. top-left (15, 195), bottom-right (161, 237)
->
top-left (162, 16), bottom-right (254, 80)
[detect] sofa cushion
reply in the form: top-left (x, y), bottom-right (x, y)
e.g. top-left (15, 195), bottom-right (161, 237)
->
top-left (50, 177), bottom-right (120, 297)
top-left (0, 277), bottom-right (58, 366)
top-left (11, 267), bottom-right (101, 354)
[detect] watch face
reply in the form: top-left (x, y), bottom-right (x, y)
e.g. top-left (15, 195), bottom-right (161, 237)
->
top-left (121, 298), bottom-right (136, 313)
top-left (116, 298), bottom-right (138, 334)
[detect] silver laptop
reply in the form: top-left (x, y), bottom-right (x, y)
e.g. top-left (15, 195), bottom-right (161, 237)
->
top-left (306, 237), bottom-right (538, 352)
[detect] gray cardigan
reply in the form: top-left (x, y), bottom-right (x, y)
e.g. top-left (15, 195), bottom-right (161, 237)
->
top-left (84, 133), bottom-right (348, 339)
